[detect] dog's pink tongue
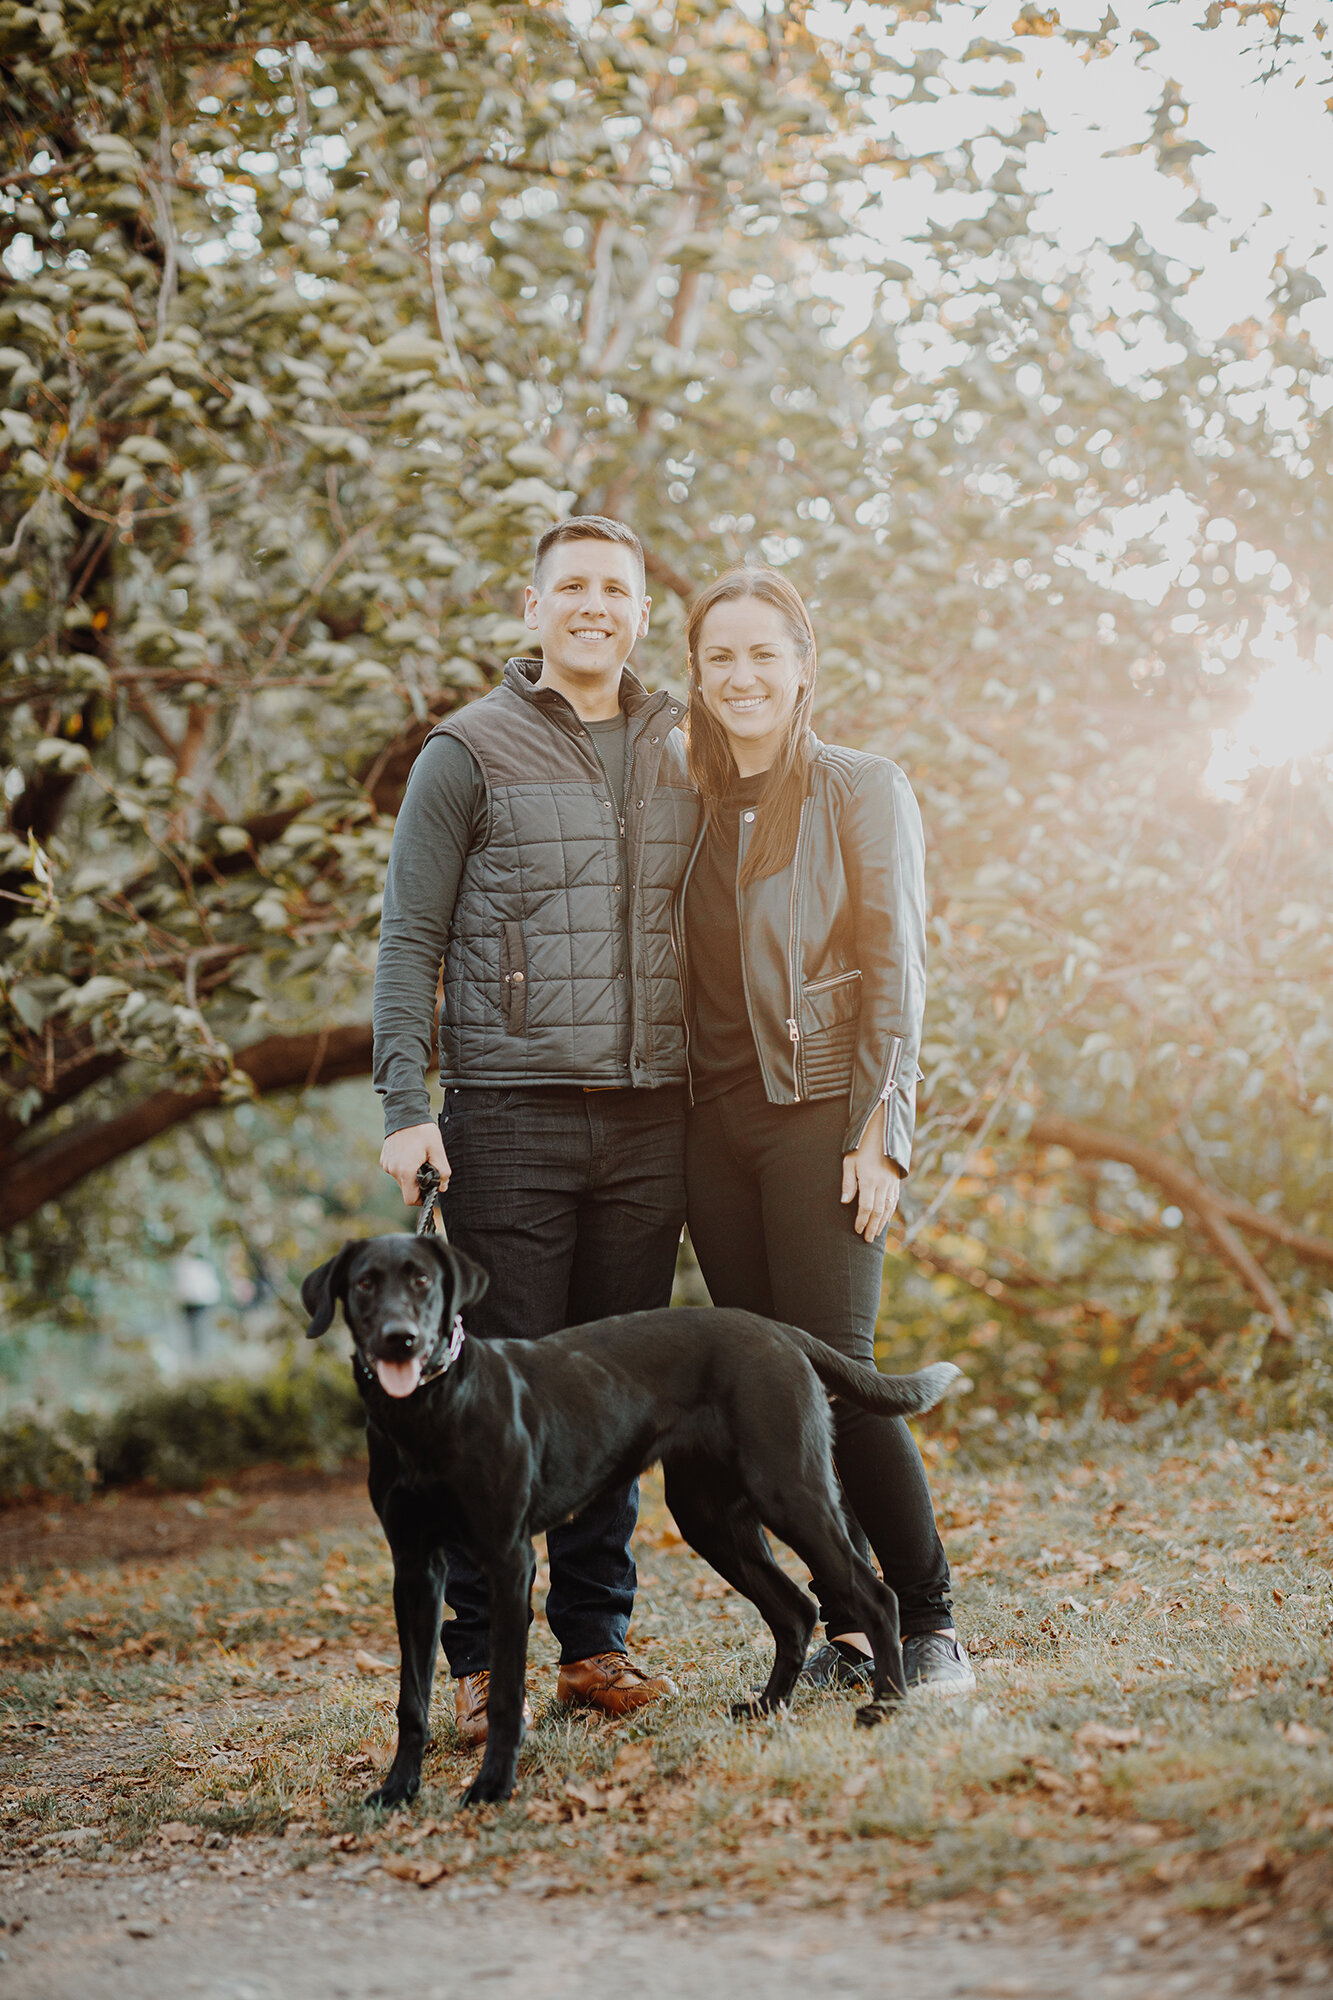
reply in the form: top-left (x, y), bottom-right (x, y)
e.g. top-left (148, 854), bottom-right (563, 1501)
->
top-left (374, 1355), bottom-right (422, 1399)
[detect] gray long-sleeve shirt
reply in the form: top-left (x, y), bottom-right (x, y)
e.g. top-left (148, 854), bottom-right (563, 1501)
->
top-left (372, 715), bottom-right (630, 1136)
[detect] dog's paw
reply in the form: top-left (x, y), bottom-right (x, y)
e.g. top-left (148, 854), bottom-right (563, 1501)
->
top-left (730, 1693), bottom-right (785, 1721)
top-left (853, 1696), bottom-right (898, 1728)
top-left (459, 1773), bottom-right (514, 1808)
top-left (365, 1771), bottom-right (420, 1810)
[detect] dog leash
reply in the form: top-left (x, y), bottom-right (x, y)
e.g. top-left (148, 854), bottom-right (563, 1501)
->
top-left (412, 1162), bottom-right (466, 1382)
top-left (415, 1161), bottom-right (447, 1240)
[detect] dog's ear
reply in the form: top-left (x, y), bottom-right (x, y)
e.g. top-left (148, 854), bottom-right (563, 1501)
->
top-left (421, 1237), bottom-right (490, 1318)
top-left (301, 1242), bottom-right (359, 1340)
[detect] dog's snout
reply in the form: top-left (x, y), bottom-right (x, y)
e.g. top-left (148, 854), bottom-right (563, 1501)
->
top-left (377, 1322), bottom-right (420, 1352)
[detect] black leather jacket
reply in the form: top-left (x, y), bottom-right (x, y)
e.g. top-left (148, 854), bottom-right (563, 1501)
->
top-left (674, 738), bottom-right (927, 1174)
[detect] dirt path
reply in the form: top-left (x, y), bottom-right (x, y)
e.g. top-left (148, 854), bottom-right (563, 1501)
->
top-left (0, 1465), bottom-right (369, 1576)
top-left (1, 1854), bottom-right (1323, 1999)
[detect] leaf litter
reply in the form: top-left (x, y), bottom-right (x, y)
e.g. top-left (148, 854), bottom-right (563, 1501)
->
top-left (0, 1429), bottom-right (1329, 1961)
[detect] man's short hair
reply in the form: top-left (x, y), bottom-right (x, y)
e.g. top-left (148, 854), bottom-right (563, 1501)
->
top-left (533, 515), bottom-right (646, 591)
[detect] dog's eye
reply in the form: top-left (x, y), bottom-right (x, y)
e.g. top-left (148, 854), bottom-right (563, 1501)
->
top-left (411, 1273), bottom-right (430, 1289)
top-left (354, 1276), bottom-right (375, 1291)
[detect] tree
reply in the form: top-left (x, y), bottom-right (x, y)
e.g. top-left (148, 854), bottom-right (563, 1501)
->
top-left (2, 1), bottom-right (1330, 1368)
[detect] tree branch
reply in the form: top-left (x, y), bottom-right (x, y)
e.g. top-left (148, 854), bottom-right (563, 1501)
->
top-left (0, 1025), bottom-right (374, 1228)
top-left (1015, 1112), bottom-right (1312, 1337)
top-left (642, 546), bottom-right (697, 602)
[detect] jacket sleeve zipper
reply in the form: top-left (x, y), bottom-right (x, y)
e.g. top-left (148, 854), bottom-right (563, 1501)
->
top-left (878, 1034), bottom-right (905, 1151)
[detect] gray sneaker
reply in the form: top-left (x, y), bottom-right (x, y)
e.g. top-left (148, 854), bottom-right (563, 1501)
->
top-left (799, 1639), bottom-right (874, 1691)
top-left (903, 1632), bottom-right (976, 1695)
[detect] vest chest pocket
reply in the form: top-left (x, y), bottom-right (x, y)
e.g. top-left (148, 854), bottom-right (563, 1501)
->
top-left (500, 920), bottom-right (528, 1033)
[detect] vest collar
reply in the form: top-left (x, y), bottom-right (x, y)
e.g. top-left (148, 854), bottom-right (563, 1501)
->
top-left (501, 656), bottom-right (683, 729)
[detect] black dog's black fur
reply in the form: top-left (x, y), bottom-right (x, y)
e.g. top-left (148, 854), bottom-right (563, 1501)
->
top-left (302, 1232), bottom-right (960, 1809)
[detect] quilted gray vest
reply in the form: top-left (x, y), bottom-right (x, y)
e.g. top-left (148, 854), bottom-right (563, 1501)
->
top-left (431, 658), bottom-right (699, 1089)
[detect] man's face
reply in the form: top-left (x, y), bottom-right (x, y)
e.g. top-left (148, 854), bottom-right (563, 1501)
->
top-left (524, 538), bottom-right (650, 682)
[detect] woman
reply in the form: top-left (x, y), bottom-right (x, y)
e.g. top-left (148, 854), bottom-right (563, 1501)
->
top-left (675, 567), bottom-right (972, 1694)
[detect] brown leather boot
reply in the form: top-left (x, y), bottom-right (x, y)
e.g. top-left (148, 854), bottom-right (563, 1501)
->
top-left (454, 1670), bottom-right (534, 1749)
top-left (555, 1651), bottom-right (677, 1717)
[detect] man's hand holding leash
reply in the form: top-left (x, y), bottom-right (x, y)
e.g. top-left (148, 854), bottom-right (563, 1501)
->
top-left (379, 1122), bottom-right (450, 1207)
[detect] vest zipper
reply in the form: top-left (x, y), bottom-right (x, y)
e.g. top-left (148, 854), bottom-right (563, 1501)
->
top-left (670, 832), bottom-right (702, 1105)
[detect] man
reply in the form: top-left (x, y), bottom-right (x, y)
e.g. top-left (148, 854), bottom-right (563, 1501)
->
top-left (373, 515), bottom-right (698, 1746)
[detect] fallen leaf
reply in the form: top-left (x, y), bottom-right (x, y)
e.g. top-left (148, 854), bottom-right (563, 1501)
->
top-left (610, 1744), bottom-right (655, 1784)
top-left (1272, 1587), bottom-right (1284, 1605)
top-left (354, 1649), bottom-right (393, 1675)
top-left (1239, 1845), bottom-right (1287, 1888)
top-left (327, 1832), bottom-right (359, 1851)
top-left (563, 1777), bottom-right (626, 1812)
top-left (381, 1854), bottom-right (447, 1887)
top-left (157, 1821), bottom-right (197, 1845)
top-left (1151, 1852), bottom-right (1193, 1884)
top-left (1074, 1723), bottom-right (1141, 1751)
top-left (1023, 1758), bottom-right (1072, 1793)
top-left (841, 1772), bottom-right (871, 1798)
top-left (1057, 1597), bottom-right (1089, 1616)
top-left (1304, 1806), bottom-right (1333, 1831)
top-left (1279, 1721), bottom-right (1326, 1748)
top-left (289, 1637), bottom-right (324, 1660)
top-left (1125, 1822), bottom-right (1164, 1845)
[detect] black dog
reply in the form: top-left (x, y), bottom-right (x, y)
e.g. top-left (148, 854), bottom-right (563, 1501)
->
top-left (302, 1231), bottom-right (960, 1809)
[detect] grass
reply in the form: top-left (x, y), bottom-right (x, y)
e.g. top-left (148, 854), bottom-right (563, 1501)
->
top-left (2, 1423), bottom-right (1331, 1926)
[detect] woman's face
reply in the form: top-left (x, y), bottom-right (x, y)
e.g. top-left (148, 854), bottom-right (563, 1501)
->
top-left (694, 597), bottom-right (806, 776)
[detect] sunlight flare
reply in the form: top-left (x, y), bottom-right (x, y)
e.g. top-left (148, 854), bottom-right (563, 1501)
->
top-left (1204, 637), bottom-right (1333, 799)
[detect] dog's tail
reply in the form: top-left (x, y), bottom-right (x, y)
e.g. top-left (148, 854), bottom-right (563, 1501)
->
top-left (785, 1326), bottom-right (964, 1418)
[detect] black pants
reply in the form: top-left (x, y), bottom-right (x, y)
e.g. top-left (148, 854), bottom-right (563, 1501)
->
top-left (685, 1077), bottom-right (953, 1638)
top-left (437, 1083), bottom-right (685, 1676)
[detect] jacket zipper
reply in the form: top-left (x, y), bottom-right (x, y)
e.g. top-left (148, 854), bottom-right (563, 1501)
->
top-left (785, 799), bottom-right (811, 1101)
top-left (732, 810), bottom-right (781, 1103)
top-left (803, 968), bottom-right (859, 995)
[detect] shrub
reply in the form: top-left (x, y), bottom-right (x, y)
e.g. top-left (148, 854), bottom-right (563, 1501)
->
top-left (0, 1355), bottom-right (365, 1504)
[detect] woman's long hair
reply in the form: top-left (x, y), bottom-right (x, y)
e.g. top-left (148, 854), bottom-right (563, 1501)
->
top-left (685, 567), bottom-right (817, 887)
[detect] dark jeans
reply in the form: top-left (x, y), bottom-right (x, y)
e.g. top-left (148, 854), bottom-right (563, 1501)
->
top-left (437, 1083), bottom-right (685, 1676)
top-left (685, 1076), bottom-right (953, 1638)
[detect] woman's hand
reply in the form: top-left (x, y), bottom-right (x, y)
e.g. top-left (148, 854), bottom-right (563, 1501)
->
top-left (841, 1123), bottom-right (903, 1241)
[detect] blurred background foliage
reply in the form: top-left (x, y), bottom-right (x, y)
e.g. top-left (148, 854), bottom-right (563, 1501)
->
top-left (1, 0), bottom-right (1331, 1440)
